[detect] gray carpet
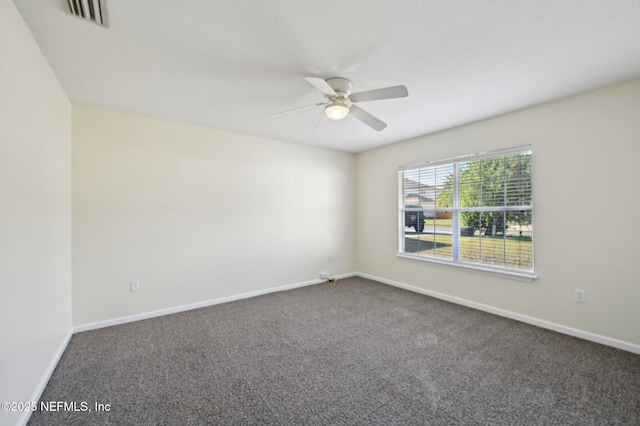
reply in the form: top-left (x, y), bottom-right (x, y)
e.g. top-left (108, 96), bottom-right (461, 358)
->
top-left (29, 277), bottom-right (640, 425)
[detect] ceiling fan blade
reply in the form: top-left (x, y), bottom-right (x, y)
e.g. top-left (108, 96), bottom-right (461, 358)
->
top-left (349, 104), bottom-right (387, 132)
top-left (268, 102), bottom-right (325, 118)
top-left (305, 77), bottom-right (337, 97)
top-left (350, 85), bottom-right (408, 103)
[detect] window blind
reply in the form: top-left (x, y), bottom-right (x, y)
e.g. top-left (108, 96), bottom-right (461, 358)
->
top-left (399, 146), bottom-right (533, 275)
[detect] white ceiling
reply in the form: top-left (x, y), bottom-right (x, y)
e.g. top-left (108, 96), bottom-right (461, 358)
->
top-left (13, 0), bottom-right (640, 153)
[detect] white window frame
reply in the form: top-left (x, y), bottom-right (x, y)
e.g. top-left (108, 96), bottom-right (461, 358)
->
top-left (397, 146), bottom-right (536, 281)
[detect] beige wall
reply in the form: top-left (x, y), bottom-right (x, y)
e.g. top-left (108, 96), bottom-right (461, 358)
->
top-left (356, 79), bottom-right (640, 347)
top-left (0, 1), bottom-right (72, 425)
top-left (72, 105), bottom-right (356, 326)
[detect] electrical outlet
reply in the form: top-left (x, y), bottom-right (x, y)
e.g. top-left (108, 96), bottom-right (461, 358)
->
top-left (320, 272), bottom-right (330, 280)
top-left (130, 280), bottom-right (140, 292)
top-left (574, 289), bottom-right (586, 303)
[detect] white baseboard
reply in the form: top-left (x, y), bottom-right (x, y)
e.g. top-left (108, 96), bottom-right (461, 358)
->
top-left (20, 330), bottom-right (73, 426)
top-left (356, 272), bottom-right (640, 355)
top-left (74, 272), bottom-right (357, 333)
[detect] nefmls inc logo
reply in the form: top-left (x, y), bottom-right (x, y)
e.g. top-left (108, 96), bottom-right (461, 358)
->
top-left (40, 401), bottom-right (90, 412)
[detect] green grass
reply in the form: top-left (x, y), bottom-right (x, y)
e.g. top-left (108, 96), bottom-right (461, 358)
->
top-left (404, 233), bottom-right (533, 270)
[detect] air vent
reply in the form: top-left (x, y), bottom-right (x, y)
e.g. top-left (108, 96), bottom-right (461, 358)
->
top-left (67, 0), bottom-right (108, 27)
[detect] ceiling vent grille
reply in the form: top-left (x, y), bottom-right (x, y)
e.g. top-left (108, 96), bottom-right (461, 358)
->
top-left (67, 0), bottom-right (108, 27)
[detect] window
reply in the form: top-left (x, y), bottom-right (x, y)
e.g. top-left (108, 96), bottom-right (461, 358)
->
top-left (398, 146), bottom-right (534, 278)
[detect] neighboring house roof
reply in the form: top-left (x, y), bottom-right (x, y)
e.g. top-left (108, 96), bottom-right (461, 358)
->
top-left (403, 178), bottom-right (432, 192)
top-left (404, 178), bottom-right (435, 195)
top-left (404, 178), bottom-right (436, 208)
top-left (404, 193), bottom-right (433, 203)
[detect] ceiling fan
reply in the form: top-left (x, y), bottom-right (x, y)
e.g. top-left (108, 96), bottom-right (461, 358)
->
top-left (270, 77), bottom-right (408, 132)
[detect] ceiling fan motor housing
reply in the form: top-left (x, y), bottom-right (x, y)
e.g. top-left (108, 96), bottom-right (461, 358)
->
top-left (326, 77), bottom-right (352, 99)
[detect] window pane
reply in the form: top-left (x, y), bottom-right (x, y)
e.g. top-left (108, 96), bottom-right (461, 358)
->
top-left (433, 233), bottom-right (453, 259)
top-left (505, 211), bottom-right (533, 269)
top-left (460, 227), bottom-right (480, 263)
top-left (423, 215), bottom-right (435, 235)
top-left (459, 181), bottom-right (481, 208)
top-left (480, 157), bottom-right (505, 207)
top-left (460, 211), bottom-right (482, 228)
top-left (505, 152), bottom-right (531, 177)
top-left (403, 164), bottom-right (453, 209)
top-left (404, 233), bottom-right (443, 258)
top-left (479, 233), bottom-right (506, 267)
top-left (436, 184), bottom-right (453, 209)
top-left (404, 164), bottom-right (454, 211)
top-left (481, 179), bottom-right (505, 206)
top-left (403, 216), bottom-right (453, 260)
top-left (404, 233), bottom-right (428, 254)
top-left (458, 160), bottom-right (479, 208)
top-left (505, 152), bottom-right (532, 206)
top-left (506, 176), bottom-right (532, 206)
top-left (467, 211), bottom-right (533, 269)
top-left (504, 238), bottom-right (533, 269)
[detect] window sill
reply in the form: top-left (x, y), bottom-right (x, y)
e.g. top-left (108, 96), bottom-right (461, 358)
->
top-left (396, 253), bottom-right (537, 282)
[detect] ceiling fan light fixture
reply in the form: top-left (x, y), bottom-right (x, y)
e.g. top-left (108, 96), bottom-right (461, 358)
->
top-left (324, 100), bottom-right (350, 121)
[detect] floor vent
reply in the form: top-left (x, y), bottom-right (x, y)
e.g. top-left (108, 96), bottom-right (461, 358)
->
top-left (67, 0), bottom-right (108, 27)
